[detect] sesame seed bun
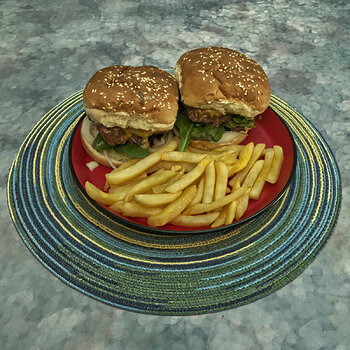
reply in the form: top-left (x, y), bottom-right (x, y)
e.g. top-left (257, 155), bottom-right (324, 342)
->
top-left (81, 65), bottom-right (179, 167)
top-left (83, 65), bottom-right (179, 132)
top-left (174, 47), bottom-right (271, 118)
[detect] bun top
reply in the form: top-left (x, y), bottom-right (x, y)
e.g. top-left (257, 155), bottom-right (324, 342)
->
top-left (83, 65), bottom-right (179, 132)
top-left (174, 47), bottom-right (271, 118)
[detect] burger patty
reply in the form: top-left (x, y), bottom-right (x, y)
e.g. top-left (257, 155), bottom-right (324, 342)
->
top-left (97, 125), bottom-right (145, 147)
top-left (186, 107), bottom-right (232, 127)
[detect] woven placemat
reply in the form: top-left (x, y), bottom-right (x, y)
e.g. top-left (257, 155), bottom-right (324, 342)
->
top-left (7, 92), bottom-right (341, 315)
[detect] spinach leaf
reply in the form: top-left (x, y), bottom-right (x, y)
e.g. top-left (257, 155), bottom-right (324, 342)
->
top-left (93, 133), bottom-right (149, 158)
top-left (191, 124), bottom-right (225, 142)
top-left (114, 143), bottom-right (149, 158)
top-left (175, 112), bottom-right (225, 151)
top-left (93, 133), bottom-right (112, 152)
top-left (230, 115), bottom-right (255, 128)
top-left (175, 112), bottom-right (195, 152)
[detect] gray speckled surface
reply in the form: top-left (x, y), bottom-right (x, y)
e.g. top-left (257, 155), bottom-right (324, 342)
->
top-left (1, 1), bottom-right (349, 349)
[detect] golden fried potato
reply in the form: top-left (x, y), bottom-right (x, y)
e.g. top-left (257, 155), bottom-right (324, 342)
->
top-left (266, 145), bottom-right (284, 184)
top-left (147, 185), bottom-right (197, 227)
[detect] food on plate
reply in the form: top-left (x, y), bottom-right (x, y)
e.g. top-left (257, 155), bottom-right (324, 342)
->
top-left (147, 185), bottom-right (197, 227)
top-left (164, 156), bottom-right (212, 193)
top-left (81, 65), bottom-right (179, 167)
top-left (249, 148), bottom-right (274, 200)
top-left (170, 212), bottom-right (220, 227)
top-left (173, 47), bottom-right (271, 151)
top-left (265, 145), bottom-right (284, 184)
top-left (134, 192), bottom-right (183, 207)
top-left (235, 192), bottom-right (250, 220)
top-left (229, 143), bottom-right (265, 184)
top-left (105, 139), bottom-right (178, 185)
top-left (85, 138), bottom-right (284, 228)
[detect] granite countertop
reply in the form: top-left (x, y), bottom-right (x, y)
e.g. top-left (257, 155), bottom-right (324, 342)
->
top-left (1, 1), bottom-right (349, 349)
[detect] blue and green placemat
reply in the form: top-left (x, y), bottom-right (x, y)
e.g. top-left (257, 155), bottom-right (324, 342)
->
top-left (7, 92), bottom-right (341, 315)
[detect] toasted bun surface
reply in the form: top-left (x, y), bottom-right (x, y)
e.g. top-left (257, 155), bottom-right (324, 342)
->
top-left (83, 65), bottom-right (179, 132)
top-left (174, 47), bottom-right (270, 118)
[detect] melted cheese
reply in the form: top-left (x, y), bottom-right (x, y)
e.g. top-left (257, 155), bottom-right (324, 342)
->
top-left (124, 128), bottom-right (152, 148)
top-left (197, 109), bottom-right (222, 117)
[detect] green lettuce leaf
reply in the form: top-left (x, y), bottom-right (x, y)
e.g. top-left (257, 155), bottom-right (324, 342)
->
top-left (175, 112), bottom-right (225, 152)
top-left (114, 143), bottom-right (149, 158)
top-left (92, 133), bottom-right (112, 152)
top-left (191, 124), bottom-right (225, 142)
top-left (92, 133), bottom-right (149, 158)
top-left (175, 112), bottom-right (195, 152)
top-left (229, 115), bottom-right (255, 128)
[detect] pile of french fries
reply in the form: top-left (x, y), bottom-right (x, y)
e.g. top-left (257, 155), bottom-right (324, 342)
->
top-left (85, 138), bottom-right (284, 228)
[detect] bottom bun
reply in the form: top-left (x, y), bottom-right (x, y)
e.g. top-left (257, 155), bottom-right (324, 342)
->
top-left (80, 116), bottom-right (132, 168)
top-left (189, 130), bottom-right (248, 150)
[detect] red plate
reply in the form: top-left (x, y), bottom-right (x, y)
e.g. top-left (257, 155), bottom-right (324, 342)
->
top-left (70, 107), bottom-right (296, 233)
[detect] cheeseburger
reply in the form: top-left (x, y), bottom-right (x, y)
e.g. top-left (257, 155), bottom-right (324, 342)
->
top-left (174, 47), bottom-right (271, 150)
top-left (81, 65), bottom-right (179, 167)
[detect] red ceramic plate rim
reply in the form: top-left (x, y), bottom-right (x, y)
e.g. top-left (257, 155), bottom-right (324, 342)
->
top-left (69, 106), bottom-right (297, 234)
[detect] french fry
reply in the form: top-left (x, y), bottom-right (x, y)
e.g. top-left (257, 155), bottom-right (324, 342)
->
top-left (108, 173), bottom-right (147, 193)
top-left (170, 212), bottom-right (220, 227)
top-left (225, 200), bottom-right (238, 225)
top-left (227, 142), bottom-right (254, 177)
top-left (229, 143), bottom-right (265, 186)
top-left (215, 151), bottom-right (238, 165)
top-left (147, 161), bottom-right (195, 174)
top-left (165, 156), bottom-right (212, 193)
top-left (147, 185), bottom-right (197, 227)
top-left (124, 169), bottom-right (176, 202)
top-left (266, 145), bottom-right (284, 184)
top-left (233, 175), bottom-right (248, 221)
top-left (224, 178), bottom-right (241, 225)
top-left (84, 138), bottom-right (284, 228)
top-left (211, 207), bottom-right (227, 228)
top-left (191, 177), bottom-right (205, 205)
top-left (214, 161), bottom-right (228, 201)
top-left (152, 169), bottom-right (185, 193)
top-left (108, 200), bottom-right (123, 213)
top-left (235, 192), bottom-right (249, 220)
top-left (106, 152), bottom-right (161, 186)
top-left (162, 151), bottom-right (206, 163)
top-left (211, 144), bottom-right (245, 153)
top-left (202, 161), bottom-right (216, 203)
top-left (185, 186), bottom-right (249, 215)
top-left (171, 165), bottom-right (182, 172)
top-left (249, 148), bottom-right (274, 200)
top-left (106, 139), bottom-right (178, 185)
top-left (242, 159), bottom-right (265, 188)
top-left (85, 181), bottom-right (126, 205)
top-left (134, 191), bottom-right (182, 207)
top-left (114, 158), bottom-right (140, 171)
top-left (111, 201), bottom-right (163, 217)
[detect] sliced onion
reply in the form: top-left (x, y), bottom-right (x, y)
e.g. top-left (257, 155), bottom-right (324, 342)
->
top-left (103, 150), bottom-right (116, 169)
top-left (86, 161), bottom-right (99, 171)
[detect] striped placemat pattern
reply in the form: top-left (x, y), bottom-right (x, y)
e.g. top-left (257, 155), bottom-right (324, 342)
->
top-left (7, 92), bottom-right (341, 315)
